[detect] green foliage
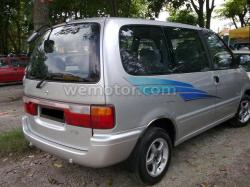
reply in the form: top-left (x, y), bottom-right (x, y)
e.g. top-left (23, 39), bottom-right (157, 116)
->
top-left (0, 128), bottom-right (29, 156)
top-left (48, 0), bottom-right (148, 23)
top-left (216, 0), bottom-right (249, 28)
top-left (0, 0), bottom-right (149, 54)
top-left (3, 0), bottom-right (247, 54)
top-left (168, 9), bottom-right (198, 25)
top-left (0, 0), bottom-right (33, 54)
top-left (146, 0), bottom-right (185, 17)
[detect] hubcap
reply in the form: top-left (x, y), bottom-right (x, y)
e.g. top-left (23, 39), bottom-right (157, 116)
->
top-left (238, 100), bottom-right (250, 123)
top-left (146, 138), bottom-right (169, 177)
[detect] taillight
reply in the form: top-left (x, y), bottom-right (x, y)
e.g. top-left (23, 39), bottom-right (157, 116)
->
top-left (64, 106), bottom-right (115, 129)
top-left (24, 102), bottom-right (37, 115)
top-left (64, 109), bottom-right (91, 128)
top-left (91, 106), bottom-right (115, 129)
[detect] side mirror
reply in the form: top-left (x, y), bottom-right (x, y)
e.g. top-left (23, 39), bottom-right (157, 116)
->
top-left (44, 40), bottom-right (55, 53)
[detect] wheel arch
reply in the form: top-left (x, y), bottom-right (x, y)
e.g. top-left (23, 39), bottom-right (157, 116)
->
top-left (142, 117), bottom-right (177, 146)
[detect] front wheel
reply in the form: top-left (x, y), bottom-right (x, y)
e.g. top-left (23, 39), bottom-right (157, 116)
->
top-left (128, 127), bottom-right (172, 185)
top-left (230, 95), bottom-right (250, 127)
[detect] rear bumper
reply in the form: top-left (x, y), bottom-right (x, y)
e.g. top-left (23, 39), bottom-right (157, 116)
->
top-left (22, 116), bottom-right (141, 168)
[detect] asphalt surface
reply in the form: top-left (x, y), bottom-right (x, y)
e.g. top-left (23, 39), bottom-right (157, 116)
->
top-left (0, 85), bottom-right (249, 187)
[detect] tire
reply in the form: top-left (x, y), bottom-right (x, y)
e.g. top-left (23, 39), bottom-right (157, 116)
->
top-left (230, 95), bottom-right (250, 127)
top-left (127, 127), bottom-right (172, 185)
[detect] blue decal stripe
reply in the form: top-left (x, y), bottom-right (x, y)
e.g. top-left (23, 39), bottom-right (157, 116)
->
top-left (175, 87), bottom-right (207, 94)
top-left (126, 76), bottom-right (217, 101)
top-left (180, 93), bottom-right (216, 101)
top-left (136, 85), bottom-right (207, 95)
top-left (127, 77), bottom-right (193, 88)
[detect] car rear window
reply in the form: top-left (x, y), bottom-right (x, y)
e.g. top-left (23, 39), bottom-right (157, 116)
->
top-left (26, 23), bottom-right (100, 83)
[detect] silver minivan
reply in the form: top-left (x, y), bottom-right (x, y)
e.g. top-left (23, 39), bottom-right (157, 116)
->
top-left (22, 18), bottom-right (250, 185)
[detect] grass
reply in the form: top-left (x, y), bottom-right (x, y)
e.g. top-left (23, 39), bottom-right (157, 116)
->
top-left (0, 128), bottom-right (29, 156)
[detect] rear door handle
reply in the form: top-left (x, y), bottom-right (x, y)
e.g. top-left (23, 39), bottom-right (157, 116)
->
top-left (214, 75), bottom-right (219, 83)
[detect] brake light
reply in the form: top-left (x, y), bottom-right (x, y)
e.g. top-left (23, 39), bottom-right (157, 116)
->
top-left (24, 102), bottom-right (37, 115)
top-left (91, 106), bottom-right (115, 129)
top-left (64, 109), bottom-right (91, 128)
top-left (64, 106), bottom-right (115, 129)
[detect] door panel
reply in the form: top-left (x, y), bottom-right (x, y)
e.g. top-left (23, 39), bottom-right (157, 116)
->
top-left (214, 69), bottom-right (241, 118)
top-left (203, 32), bottom-right (241, 119)
top-left (0, 67), bottom-right (17, 83)
top-left (10, 59), bottom-right (24, 81)
top-left (165, 72), bottom-right (217, 138)
top-left (16, 66), bottom-right (25, 81)
top-left (163, 27), bottom-right (217, 138)
top-left (0, 59), bottom-right (11, 83)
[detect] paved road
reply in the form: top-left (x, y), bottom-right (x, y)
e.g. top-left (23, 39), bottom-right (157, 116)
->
top-left (0, 85), bottom-right (249, 187)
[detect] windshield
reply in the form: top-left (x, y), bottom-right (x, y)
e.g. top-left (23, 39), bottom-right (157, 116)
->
top-left (26, 23), bottom-right (100, 83)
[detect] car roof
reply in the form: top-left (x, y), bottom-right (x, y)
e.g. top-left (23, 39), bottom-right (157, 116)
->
top-left (63, 17), bottom-right (206, 31)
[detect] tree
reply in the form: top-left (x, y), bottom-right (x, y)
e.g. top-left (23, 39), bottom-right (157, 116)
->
top-left (146, 0), bottom-right (185, 18)
top-left (33, 0), bottom-right (50, 30)
top-left (48, 0), bottom-right (148, 24)
top-left (0, 0), bottom-right (33, 54)
top-left (189, 0), bottom-right (215, 29)
top-left (190, 0), bottom-right (204, 27)
top-left (205, 0), bottom-right (215, 28)
top-left (216, 0), bottom-right (249, 28)
top-left (168, 9), bottom-right (198, 25)
top-left (145, 0), bottom-right (216, 28)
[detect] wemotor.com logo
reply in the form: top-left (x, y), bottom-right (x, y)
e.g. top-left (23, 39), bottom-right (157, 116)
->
top-left (63, 84), bottom-right (177, 97)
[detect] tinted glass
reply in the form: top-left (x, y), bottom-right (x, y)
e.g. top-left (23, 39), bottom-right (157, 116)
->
top-left (0, 59), bottom-right (8, 68)
top-left (119, 26), bottom-right (170, 75)
top-left (238, 54), bottom-right (250, 71)
top-left (11, 59), bottom-right (27, 67)
top-left (165, 27), bottom-right (210, 73)
top-left (204, 33), bottom-right (233, 70)
top-left (26, 23), bottom-right (100, 83)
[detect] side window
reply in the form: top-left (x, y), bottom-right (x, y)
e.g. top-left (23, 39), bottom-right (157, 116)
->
top-left (165, 27), bottom-right (210, 73)
top-left (11, 59), bottom-right (27, 67)
top-left (119, 26), bottom-right (170, 75)
top-left (238, 54), bottom-right (250, 71)
top-left (0, 59), bottom-right (9, 68)
top-left (204, 32), bottom-right (233, 70)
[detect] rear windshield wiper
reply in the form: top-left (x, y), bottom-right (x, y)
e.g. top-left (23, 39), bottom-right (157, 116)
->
top-left (36, 74), bottom-right (51, 88)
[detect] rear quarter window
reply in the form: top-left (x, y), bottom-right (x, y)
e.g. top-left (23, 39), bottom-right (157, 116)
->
top-left (119, 25), bottom-right (171, 75)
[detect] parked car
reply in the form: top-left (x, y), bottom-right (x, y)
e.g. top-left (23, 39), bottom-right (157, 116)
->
top-left (233, 50), bottom-right (250, 77)
top-left (22, 18), bottom-right (250, 185)
top-left (0, 55), bottom-right (29, 84)
top-left (232, 42), bottom-right (250, 50)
